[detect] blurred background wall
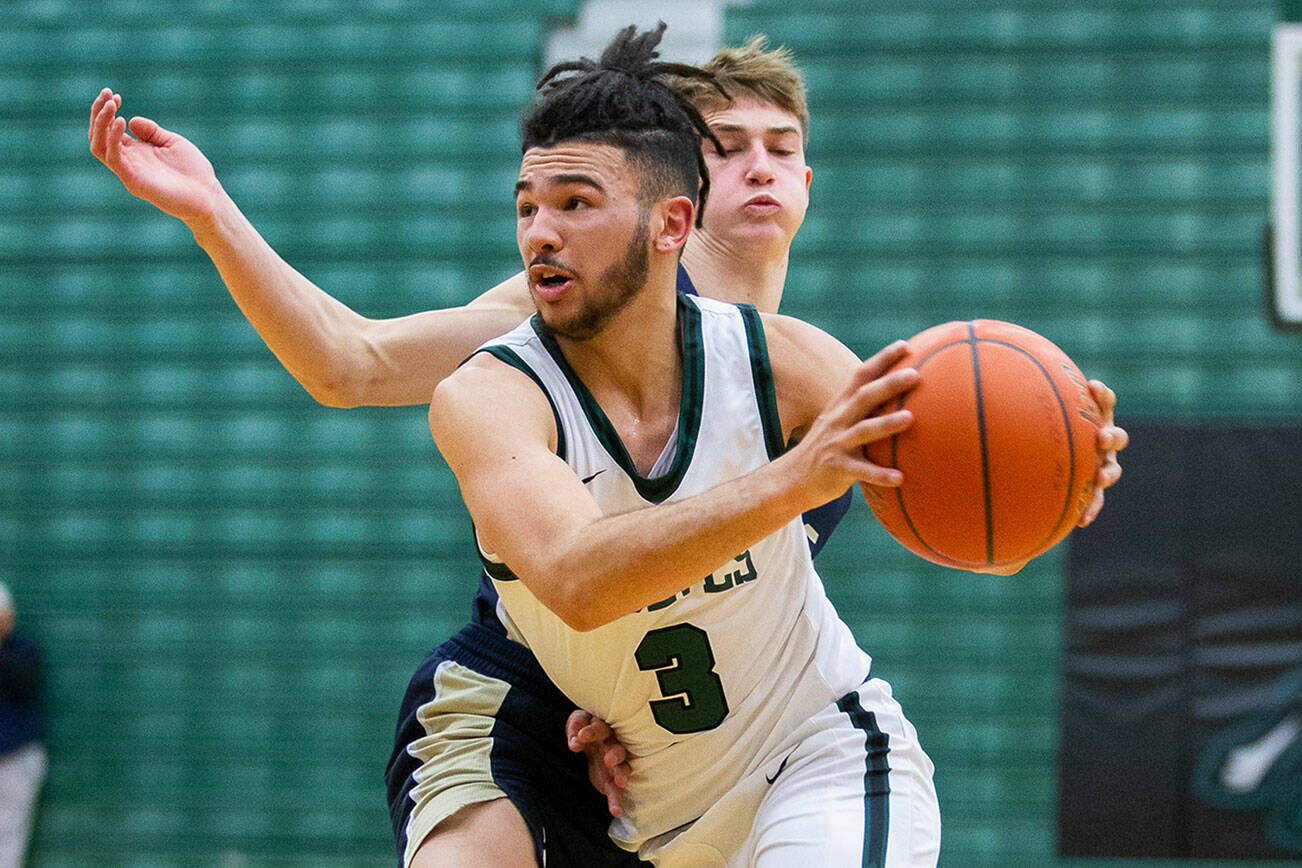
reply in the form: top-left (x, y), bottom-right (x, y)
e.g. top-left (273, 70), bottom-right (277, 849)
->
top-left (2, 0), bottom-right (1299, 865)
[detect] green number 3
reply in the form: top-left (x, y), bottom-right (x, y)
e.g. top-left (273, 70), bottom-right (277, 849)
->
top-left (635, 623), bottom-right (729, 734)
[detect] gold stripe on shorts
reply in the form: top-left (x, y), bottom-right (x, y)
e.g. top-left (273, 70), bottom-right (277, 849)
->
top-left (403, 660), bottom-right (514, 867)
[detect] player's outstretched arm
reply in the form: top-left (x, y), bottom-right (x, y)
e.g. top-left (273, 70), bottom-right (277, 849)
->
top-left (430, 336), bottom-right (917, 631)
top-left (89, 89), bottom-right (532, 408)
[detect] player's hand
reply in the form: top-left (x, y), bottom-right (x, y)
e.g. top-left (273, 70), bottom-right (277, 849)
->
top-left (1079, 380), bottom-right (1128, 526)
top-left (89, 88), bottom-right (223, 226)
top-left (566, 709), bottom-right (629, 818)
top-left (789, 340), bottom-right (918, 505)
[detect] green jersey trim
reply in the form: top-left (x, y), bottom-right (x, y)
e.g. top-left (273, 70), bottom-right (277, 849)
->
top-left (478, 548), bottom-right (519, 582)
top-left (473, 344), bottom-right (568, 463)
top-left (738, 304), bottom-right (786, 461)
top-left (530, 293), bottom-right (705, 504)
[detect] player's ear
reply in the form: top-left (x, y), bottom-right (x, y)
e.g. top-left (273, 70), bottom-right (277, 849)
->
top-left (654, 195), bottom-right (694, 253)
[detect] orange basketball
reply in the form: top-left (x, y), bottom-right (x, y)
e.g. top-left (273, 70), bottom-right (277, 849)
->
top-left (863, 320), bottom-right (1101, 569)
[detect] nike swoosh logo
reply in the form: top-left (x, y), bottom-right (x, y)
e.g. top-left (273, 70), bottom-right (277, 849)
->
top-left (581, 469), bottom-right (606, 484)
top-left (765, 747), bottom-right (798, 785)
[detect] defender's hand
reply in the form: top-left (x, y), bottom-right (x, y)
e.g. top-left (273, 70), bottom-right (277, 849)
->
top-left (89, 88), bottom-right (224, 225)
top-left (566, 709), bottom-right (629, 818)
top-left (1079, 380), bottom-right (1128, 526)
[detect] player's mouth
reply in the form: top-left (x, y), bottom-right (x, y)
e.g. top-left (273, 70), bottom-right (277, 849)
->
top-left (742, 194), bottom-right (781, 214)
top-left (529, 264), bottom-right (576, 302)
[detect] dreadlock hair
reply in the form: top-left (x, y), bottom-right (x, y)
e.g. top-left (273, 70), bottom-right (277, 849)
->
top-left (520, 22), bottom-right (727, 227)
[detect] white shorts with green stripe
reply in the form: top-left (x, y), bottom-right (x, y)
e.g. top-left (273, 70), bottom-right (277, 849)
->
top-left (629, 677), bottom-right (941, 868)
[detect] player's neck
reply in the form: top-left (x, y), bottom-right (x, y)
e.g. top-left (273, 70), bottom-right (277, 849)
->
top-left (551, 273), bottom-right (683, 473)
top-left (681, 232), bottom-right (788, 314)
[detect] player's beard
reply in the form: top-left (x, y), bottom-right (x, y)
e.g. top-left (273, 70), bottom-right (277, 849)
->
top-left (540, 210), bottom-right (651, 342)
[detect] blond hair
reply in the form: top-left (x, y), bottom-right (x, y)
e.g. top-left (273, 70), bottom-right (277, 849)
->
top-left (672, 35), bottom-right (810, 144)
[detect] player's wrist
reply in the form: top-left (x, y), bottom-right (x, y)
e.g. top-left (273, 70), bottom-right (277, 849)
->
top-left (184, 186), bottom-right (237, 247)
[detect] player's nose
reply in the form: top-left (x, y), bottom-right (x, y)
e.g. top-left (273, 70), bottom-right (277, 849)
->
top-left (523, 207), bottom-right (563, 252)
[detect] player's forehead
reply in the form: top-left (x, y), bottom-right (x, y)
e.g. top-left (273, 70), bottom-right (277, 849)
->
top-left (703, 96), bottom-right (803, 141)
top-left (516, 142), bottom-right (635, 196)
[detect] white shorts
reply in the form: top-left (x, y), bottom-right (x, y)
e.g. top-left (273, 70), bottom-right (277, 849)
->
top-left (634, 678), bottom-right (941, 867)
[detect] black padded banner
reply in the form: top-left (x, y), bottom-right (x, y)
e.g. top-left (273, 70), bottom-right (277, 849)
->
top-left (1060, 420), bottom-right (1302, 859)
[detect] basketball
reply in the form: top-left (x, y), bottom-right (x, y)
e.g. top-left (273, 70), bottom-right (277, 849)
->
top-left (863, 320), bottom-right (1101, 569)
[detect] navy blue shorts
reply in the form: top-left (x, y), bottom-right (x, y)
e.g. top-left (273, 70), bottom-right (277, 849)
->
top-left (385, 622), bottom-right (647, 867)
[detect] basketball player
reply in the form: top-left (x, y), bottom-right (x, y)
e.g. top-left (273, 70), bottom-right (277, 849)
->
top-left (427, 25), bottom-right (940, 865)
top-left (88, 27), bottom-right (1126, 868)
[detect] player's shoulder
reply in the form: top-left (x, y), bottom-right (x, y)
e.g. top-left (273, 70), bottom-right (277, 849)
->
top-left (755, 311), bottom-right (858, 373)
top-left (753, 313), bottom-right (862, 436)
top-left (433, 334), bottom-right (548, 418)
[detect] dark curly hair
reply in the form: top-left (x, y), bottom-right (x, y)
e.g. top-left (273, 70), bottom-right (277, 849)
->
top-left (520, 22), bottom-right (726, 227)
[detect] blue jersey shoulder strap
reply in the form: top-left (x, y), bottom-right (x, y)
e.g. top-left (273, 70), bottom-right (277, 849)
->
top-left (676, 262), bottom-right (698, 296)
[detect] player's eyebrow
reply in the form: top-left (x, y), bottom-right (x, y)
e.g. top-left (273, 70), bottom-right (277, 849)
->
top-left (709, 123), bottom-right (801, 138)
top-left (515, 173), bottom-right (606, 195)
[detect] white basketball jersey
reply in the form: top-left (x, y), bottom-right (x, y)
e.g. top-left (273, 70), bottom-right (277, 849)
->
top-left (475, 294), bottom-right (872, 848)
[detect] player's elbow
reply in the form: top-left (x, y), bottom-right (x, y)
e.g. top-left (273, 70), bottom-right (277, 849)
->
top-left (298, 323), bottom-right (410, 408)
top-left (300, 374), bottom-right (366, 408)
top-left (543, 585), bottom-right (608, 633)
top-left (525, 570), bottom-right (612, 633)
top-left (557, 605), bottom-right (605, 633)
top-left (296, 349), bottom-right (403, 408)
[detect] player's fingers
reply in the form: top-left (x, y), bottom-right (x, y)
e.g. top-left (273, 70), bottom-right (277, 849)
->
top-left (579, 718), bottom-right (614, 745)
top-left (105, 115), bottom-right (128, 168)
top-left (848, 408), bottom-right (912, 450)
top-left (851, 424), bottom-right (909, 486)
top-left (578, 723), bottom-right (611, 749)
top-left (129, 115), bottom-right (175, 147)
top-left (836, 367), bottom-right (918, 428)
top-left (1088, 379), bottom-right (1117, 421)
top-left (859, 339), bottom-right (910, 381)
top-left (603, 781), bottom-right (623, 818)
top-left (1098, 423), bottom-right (1128, 454)
top-left (1079, 486), bottom-right (1105, 526)
top-left (90, 95), bottom-right (118, 160)
top-left (89, 88), bottom-right (113, 142)
top-left (1096, 453), bottom-right (1122, 489)
top-left (565, 709), bottom-right (593, 748)
top-left (601, 743), bottom-right (627, 769)
top-left (857, 461), bottom-right (904, 489)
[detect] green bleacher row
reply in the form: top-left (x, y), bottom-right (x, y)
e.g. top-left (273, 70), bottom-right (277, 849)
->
top-left (3, 50), bottom-right (1270, 126)
top-left (8, 363), bottom-right (1299, 425)
top-left (28, 605), bottom-right (1060, 672)
top-left (11, 0), bottom-right (577, 20)
top-left (4, 117), bottom-right (523, 173)
top-left (3, 155), bottom-right (1269, 215)
top-left (731, 3), bottom-right (1274, 50)
top-left (3, 258), bottom-right (1265, 307)
top-left (9, 291), bottom-right (1284, 350)
top-left (1, 208), bottom-right (1266, 265)
top-left (17, 459), bottom-right (451, 498)
top-left (8, 69), bottom-right (537, 120)
top-left (2, 18), bottom-right (552, 69)
top-left (801, 53), bottom-right (1266, 103)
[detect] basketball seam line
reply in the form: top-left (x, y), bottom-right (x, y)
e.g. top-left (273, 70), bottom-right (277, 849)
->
top-left (967, 322), bottom-right (996, 566)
